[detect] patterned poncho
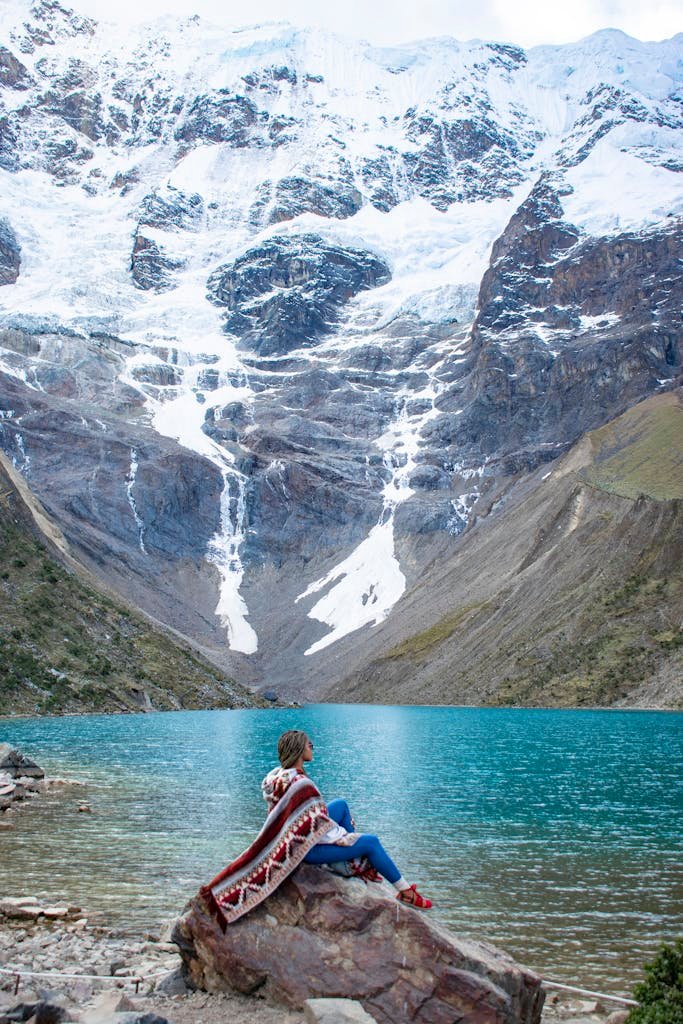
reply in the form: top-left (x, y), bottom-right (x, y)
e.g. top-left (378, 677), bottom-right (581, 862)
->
top-left (200, 767), bottom-right (336, 928)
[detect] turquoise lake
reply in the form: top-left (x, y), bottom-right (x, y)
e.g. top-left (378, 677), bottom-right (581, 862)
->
top-left (0, 705), bottom-right (681, 998)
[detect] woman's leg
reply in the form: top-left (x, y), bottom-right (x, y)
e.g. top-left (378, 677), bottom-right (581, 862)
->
top-left (326, 798), bottom-right (354, 831)
top-left (304, 833), bottom-right (402, 885)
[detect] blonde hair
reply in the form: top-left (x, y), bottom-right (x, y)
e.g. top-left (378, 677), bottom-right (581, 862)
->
top-left (277, 729), bottom-right (309, 769)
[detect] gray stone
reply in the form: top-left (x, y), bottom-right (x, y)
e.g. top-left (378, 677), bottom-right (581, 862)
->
top-left (304, 998), bottom-right (378, 1024)
top-left (0, 746), bottom-right (44, 780)
top-left (79, 991), bottom-right (136, 1024)
top-left (153, 967), bottom-right (193, 996)
top-left (0, 1002), bottom-right (74, 1023)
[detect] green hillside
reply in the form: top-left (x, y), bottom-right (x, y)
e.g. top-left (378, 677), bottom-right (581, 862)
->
top-left (0, 460), bottom-right (263, 716)
top-left (582, 392), bottom-right (683, 501)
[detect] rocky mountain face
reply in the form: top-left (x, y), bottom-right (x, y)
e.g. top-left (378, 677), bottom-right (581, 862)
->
top-left (0, 0), bottom-right (681, 704)
top-left (0, 451), bottom-right (265, 715)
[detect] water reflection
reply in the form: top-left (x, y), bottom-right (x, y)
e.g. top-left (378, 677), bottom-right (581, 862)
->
top-left (0, 705), bottom-right (681, 995)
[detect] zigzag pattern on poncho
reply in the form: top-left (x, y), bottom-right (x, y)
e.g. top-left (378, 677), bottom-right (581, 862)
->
top-left (200, 772), bottom-right (336, 928)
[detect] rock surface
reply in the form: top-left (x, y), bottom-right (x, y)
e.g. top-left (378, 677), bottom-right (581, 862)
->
top-left (207, 234), bottom-right (391, 356)
top-left (0, 745), bottom-right (44, 779)
top-left (0, 219), bottom-right (21, 286)
top-left (304, 998), bottom-right (378, 1024)
top-left (172, 865), bottom-right (545, 1024)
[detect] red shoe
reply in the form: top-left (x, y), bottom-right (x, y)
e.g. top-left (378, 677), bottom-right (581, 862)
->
top-left (351, 861), bottom-right (383, 884)
top-left (360, 866), bottom-right (383, 883)
top-left (396, 884), bottom-right (432, 909)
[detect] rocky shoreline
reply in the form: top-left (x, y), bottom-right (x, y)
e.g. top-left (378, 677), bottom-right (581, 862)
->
top-left (0, 906), bottom-right (633, 1024)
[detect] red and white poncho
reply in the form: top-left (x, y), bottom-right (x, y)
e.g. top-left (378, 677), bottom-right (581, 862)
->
top-left (201, 767), bottom-right (341, 928)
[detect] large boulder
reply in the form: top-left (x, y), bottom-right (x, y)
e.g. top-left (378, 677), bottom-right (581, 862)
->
top-left (172, 865), bottom-right (544, 1024)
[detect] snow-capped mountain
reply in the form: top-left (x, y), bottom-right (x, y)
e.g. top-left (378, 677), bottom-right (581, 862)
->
top-left (0, 0), bottom-right (681, 697)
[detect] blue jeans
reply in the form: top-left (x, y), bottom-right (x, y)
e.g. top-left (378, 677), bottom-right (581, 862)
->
top-left (303, 798), bottom-right (401, 884)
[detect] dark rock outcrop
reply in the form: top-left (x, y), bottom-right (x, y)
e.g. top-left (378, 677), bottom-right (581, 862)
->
top-left (131, 232), bottom-right (184, 291)
top-left (40, 89), bottom-right (105, 142)
top-left (0, 46), bottom-right (33, 90)
top-left (173, 866), bottom-right (544, 1024)
top-left (207, 234), bottom-right (391, 355)
top-left (174, 90), bottom-right (259, 145)
top-left (139, 186), bottom-right (204, 231)
top-left (0, 219), bottom-right (21, 285)
top-left (251, 175), bottom-right (363, 225)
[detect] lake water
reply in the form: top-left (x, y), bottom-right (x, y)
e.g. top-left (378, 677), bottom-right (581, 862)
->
top-left (1, 705), bottom-right (681, 998)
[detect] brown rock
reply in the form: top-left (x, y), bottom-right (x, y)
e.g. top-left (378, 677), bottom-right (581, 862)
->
top-left (604, 1012), bottom-right (629, 1024)
top-left (173, 865), bottom-right (544, 1024)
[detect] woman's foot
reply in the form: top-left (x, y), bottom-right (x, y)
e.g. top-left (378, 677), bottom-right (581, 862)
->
top-left (352, 861), bottom-right (383, 883)
top-left (360, 866), bottom-right (383, 883)
top-left (396, 884), bottom-right (432, 909)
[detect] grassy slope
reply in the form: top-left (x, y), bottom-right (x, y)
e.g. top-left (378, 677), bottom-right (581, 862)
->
top-left (583, 393), bottom-right (683, 501)
top-left (0, 459), bottom-right (264, 716)
top-left (334, 393), bottom-right (683, 708)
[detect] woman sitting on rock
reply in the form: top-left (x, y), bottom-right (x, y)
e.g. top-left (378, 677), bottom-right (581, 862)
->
top-left (201, 728), bottom-right (432, 927)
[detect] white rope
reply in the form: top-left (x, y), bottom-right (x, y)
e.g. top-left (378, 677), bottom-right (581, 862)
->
top-left (0, 966), bottom-right (639, 1007)
top-left (0, 966), bottom-right (168, 982)
top-left (541, 978), bottom-right (638, 1006)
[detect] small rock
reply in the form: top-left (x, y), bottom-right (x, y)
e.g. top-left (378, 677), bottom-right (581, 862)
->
top-left (153, 968), bottom-right (192, 997)
top-left (42, 908), bottom-right (69, 920)
top-left (5, 906), bottom-right (42, 920)
top-left (605, 1013), bottom-right (629, 1024)
top-left (15, 777), bottom-right (42, 793)
top-left (0, 1002), bottom-right (74, 1023)
top-left (114, 996), bottom-right (136, 1013)
top-left (304, 998), bottom-right (378, 1024)
top-left (79, 990), bottom-right (136, 1023)
top-left (0, 897), bottom-right (40, 912)
top-left (577, 1001), bottom-right (604, 1015)
top-left (0, 745), bottom-right (44, 780)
